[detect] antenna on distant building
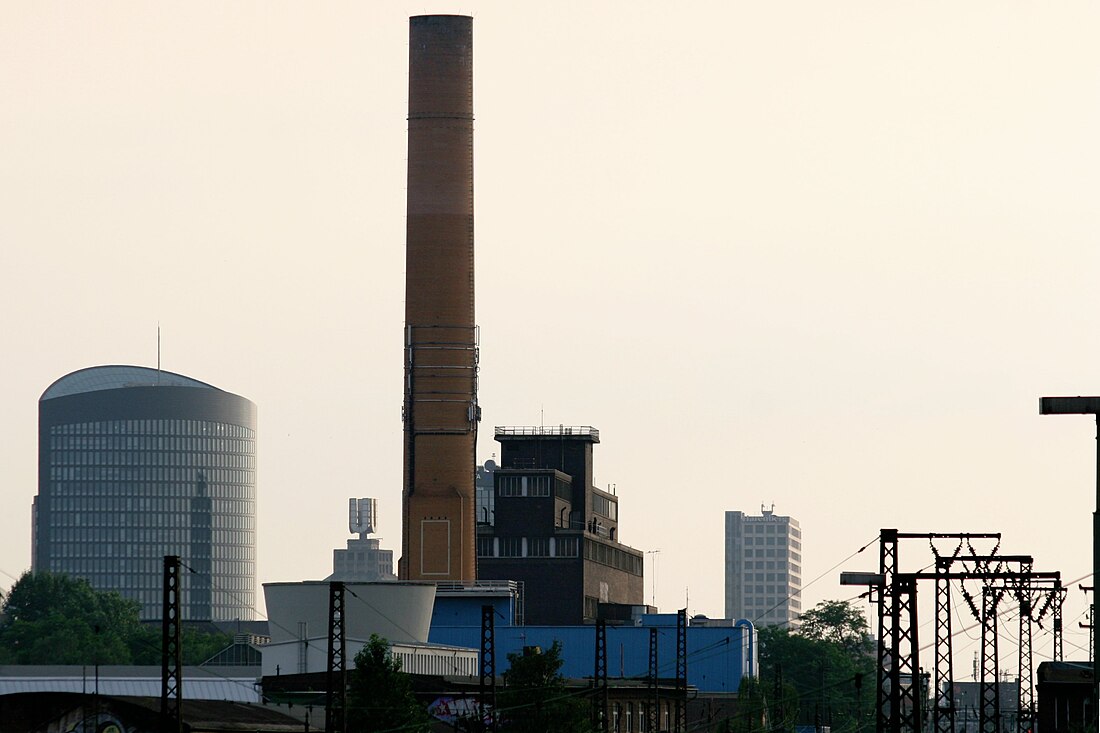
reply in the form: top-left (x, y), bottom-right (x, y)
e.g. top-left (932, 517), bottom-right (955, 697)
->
top-left (349, 498), bottom-right (377, 539)
top-left (646, 549), bottom-right (661, 606)
top-left (156, 323), bottom-right (161, 385)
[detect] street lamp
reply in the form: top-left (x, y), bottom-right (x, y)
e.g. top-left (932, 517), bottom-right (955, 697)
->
top-left (1039, 395), bottom-right (1100, 725)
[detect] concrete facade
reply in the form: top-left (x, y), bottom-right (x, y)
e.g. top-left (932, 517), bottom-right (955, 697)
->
top-left (329, 498), bottom-right (397, 581)
top-left (260, 580), bottom-right (477, 678)
top-left (724, 507), bottom-right (803, 626)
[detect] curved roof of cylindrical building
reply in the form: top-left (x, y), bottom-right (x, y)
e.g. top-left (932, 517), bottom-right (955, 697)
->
top-left (41, 365), bottom-right (217, 401)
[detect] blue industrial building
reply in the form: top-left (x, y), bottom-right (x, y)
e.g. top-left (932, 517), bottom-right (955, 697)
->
top-left (429, 587), bottom-right (757, 694)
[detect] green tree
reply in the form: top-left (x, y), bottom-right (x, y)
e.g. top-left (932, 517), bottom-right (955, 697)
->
top-left (729, 675), bottom-right (767, 733)
top-left (757, 601), bottom-right (874, 733)
top-left (0, 571), bottom-right (233, 666)
top-left (0, 571), bottom-right (143, 664)
top-left (346, 634), bottom-right (429, 733)
top-left (497, 641), bottom-right (593, 733)
top-left (125, 625), bottom-right (234, 666)
top-left (797, 600), bottom-right (874, 655)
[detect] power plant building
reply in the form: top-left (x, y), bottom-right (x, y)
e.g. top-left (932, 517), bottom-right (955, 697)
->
top-left (400, 14), bottom-right (480, 583)
top-left (724, 507), bottom-right (802, 626)
top-left (32, 365), bottom-right (257, 621)
top-left (475, 426), bottom-right (645, 625)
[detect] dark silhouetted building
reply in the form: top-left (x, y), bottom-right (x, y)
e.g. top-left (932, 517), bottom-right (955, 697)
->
top-left (475, 426), bottom-right (644, 625)
top-left (32, 365), bottom-right (257, 621)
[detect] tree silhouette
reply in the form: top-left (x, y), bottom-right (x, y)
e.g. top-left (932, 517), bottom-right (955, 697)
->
top-left (497, 641), bottom-right (594, 733)
top-left (346, 634), bottom-right (430, 733)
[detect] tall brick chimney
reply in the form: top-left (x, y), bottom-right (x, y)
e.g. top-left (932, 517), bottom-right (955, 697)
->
top-left (399, 15), bottom-right (478, 582)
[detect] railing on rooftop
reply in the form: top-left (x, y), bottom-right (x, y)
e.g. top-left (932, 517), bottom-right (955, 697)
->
top-left (494, 426), bottom-right (599, 440)
top-left (433, 580), bottom-right (525, 626)
top-left (555, 517), bottom-right (617, 541)
top-left (434, 579), bottom-right (521, 593)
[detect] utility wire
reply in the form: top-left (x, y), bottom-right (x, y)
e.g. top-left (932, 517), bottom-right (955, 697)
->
top-left (918, 571), bottom-right (1092, 653)
top-left (751, 534), bottom-right (878, 628)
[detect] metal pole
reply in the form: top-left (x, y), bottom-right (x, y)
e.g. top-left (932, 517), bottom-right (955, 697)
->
top-left (1094, 415), bottom-right (1099, 720)
top-left (161, 555), bottom-right (182, 733)
top-left (1039, 399), bottom-right (1100, 731)
top-left (480, 605), bottom-right (496, 732)
top-left (325, 581), bottom-right (346, 733)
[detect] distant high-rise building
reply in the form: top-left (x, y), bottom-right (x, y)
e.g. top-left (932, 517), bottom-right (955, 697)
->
top-left (33, 365), bottom-right (257, 621)
top-left (329, 498), bottom-right (397, 582)
top-left (476, 426), bottom-right (645, 625)
top-left (724, 507), bottom-right (802, 626)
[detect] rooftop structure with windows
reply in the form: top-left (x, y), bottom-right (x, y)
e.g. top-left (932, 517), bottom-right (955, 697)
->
top-left (475, 425), bottom-right (643, 625)
top-left (328, 498), bottom-right (397, 582)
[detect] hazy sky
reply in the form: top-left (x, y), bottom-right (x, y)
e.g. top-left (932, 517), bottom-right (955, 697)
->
top-left (3, 1), bottom-right (1099, 671)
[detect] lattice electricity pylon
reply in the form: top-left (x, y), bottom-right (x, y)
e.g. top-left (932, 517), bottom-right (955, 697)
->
top-left (974, 575), bottom-right (1061, 733)
top-left (945, 559), bottom-right (1065, 733)
top-left (676, 608), bottom-right (688, 733)
top-left (160, 555), bottom-right (182, 733)
top-left (980, 586), bottom-right (1003, 733)
top-left (1081, 586), bottom-right (1094, 664)
top-left (1028, 581), bottom-right (1067, 662)
top-left (325, 581), bottom-right (346, 733)
top-left (648, 627), bottom-right (659, 733)
top-left (933, 554), bottom-right (1033, 733)
top-left (934, 557), bottom-right (956, 733)
top-left (594, 618), bottom-right (608, 732)
top-left (480, 604), bottom-right (496, 731)
top-left (1017, 592), bottom-right (1033, 733)
top-left (877, 531), bottom-right (1002, 733)
top-left (1088, 605), bottom-right (1096, 662)
top-left (1015, 577), bottom-right (1062, 733)
top-left (1053, 583), bottom-right (1066, 661)
top-left (877, 529), bottom-right (900, 733)
top-left (892, 575), bottom-right (921, 733)
top-left (875, 534), bottom-right (1060, 733)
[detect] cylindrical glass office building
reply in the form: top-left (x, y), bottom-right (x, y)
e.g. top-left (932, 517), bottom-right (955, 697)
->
top-left (33, 365), bottom-right (257, 621)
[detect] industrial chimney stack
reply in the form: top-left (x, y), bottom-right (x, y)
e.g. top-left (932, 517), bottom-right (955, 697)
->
top-left (400, 15), bottom-right (479, 582)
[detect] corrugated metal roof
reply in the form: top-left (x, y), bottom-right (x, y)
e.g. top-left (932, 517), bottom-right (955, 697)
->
top-left (0, 675), bottom-right (259, 702)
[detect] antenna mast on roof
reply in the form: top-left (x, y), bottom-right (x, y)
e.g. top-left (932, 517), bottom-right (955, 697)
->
top-left (157, 323), bottom-right (161, 385)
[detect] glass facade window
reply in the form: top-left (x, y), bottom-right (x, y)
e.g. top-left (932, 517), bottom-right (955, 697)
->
top-left (34, 366), bottom-right (258, 622)
top-left (592, 493), bottom-right (617, 519)
top-left (499, 476), bottom-right (523, 497)
top-left (528, 537), bottom-right (549, 557)
top-left (499, 537), bottom-right (522, 557)
top-left (497, 474), bottom-right (552, 498)
top-left (527, 475), bottom-right (550, 497)
top-left (555, 537), bottom-right (578, 557)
